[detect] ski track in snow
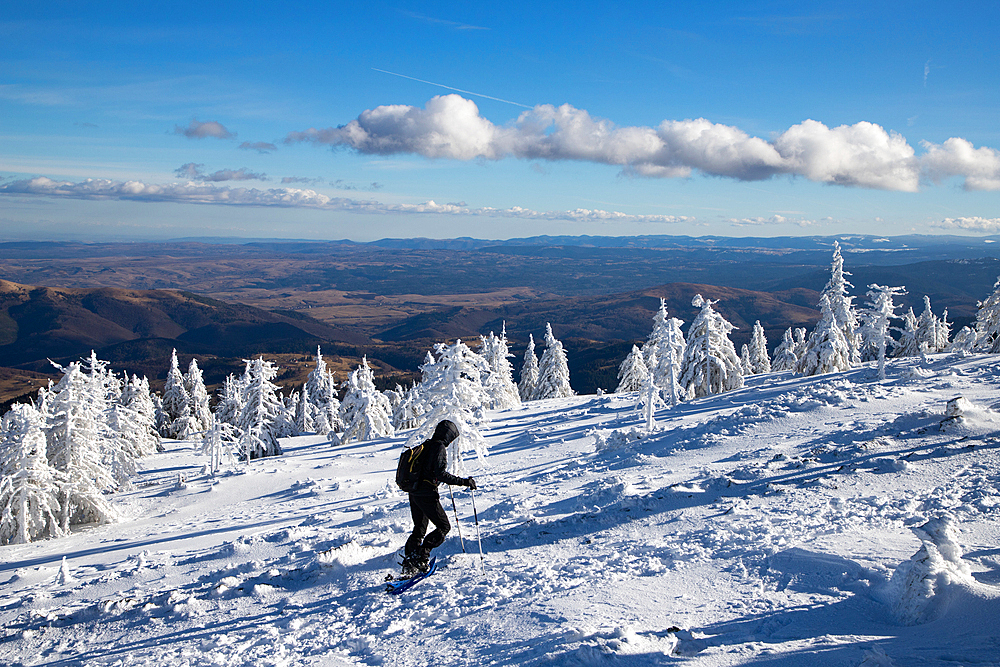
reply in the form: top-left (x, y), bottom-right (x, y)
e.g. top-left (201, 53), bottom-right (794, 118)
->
top-left (3, 354), bottom-right (1000, 666)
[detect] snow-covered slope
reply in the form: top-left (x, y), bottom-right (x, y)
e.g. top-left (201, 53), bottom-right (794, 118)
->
top-left (3, 354), bottom-right (1000, 666)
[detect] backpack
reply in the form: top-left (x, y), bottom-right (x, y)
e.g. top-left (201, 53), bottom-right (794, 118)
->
top-left (395, 443), bottom-right (426, 492)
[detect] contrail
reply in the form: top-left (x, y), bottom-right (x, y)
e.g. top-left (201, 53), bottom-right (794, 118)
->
top-left (372, 68), bottom-right (532, 109)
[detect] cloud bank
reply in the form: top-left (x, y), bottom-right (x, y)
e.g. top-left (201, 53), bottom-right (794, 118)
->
top-left (239, 141), bottom-right (277, 153)
top-left (174, 163), bottom-right (268, 182)
top-left (174, 118), bottom-right (236, 140)
top-left (0, 176), bottom-right (690, 225)
top-left (285, 94), bottom-right (1000, 192)
top-left (935, 217), bottom-right (1000, 233)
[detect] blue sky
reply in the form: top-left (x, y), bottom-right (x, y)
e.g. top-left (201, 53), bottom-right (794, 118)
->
top-left (1, 1), bottom-right (998, 241)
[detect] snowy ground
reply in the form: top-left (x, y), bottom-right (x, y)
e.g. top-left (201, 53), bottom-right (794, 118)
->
top-left (3, 353), bottom-right (1000, 666)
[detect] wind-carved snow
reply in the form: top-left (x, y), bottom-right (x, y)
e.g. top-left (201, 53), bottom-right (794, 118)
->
top-left (2, 355), bottom-right (1000, 665)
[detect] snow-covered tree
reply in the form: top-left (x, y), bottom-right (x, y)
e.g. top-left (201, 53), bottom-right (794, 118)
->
top-left (974, 276), bottom-right (1000, 353)
top-left (200, 416), bottom-right (239, 476)
top-left (405, 340), bottom-right (494, 472)
top-left (44, 362), bottom-right (118, 531)
top-left (213, 372), bottom-right (246, 427)
top-left (747, 321), bottom-right (771, 374)
top-left (236, 357), bottom-right (284, 460)
top-left (339, 357), bottom-right (395, 444)
top-left (616, 345), bottom-right (649, 393)
top-left (0, 403), bottom-right (65, 545)
top-left (639, 358), bottom-right (666, 431)
top-left (184, 358), bottom-right (212, 434)
top-left (479, 326), bottom-right (522, 410)
top-left (739, 344), bottom-right (752, 375)
top-left (642, 300), bottom-right (686, 398)
top-left (293, 385), bottom-right (314, 434)
top-left (948, 326), bottom-right (977, 354)
top-left (160, 349), bottom-right (191, 436)
top-left (643, 299), bottom-right (686, 383)
top-left (861, 284), bottom-right (906, 380)
top-left (518, 334), bottom-right (539, 402)
top-left (534, 324), bottom-right (574, 399)
top-left (893, 307), bottom-right (920, 358)
top-left (821, 241), bottom-right (861, 365)
top-left (417, 341), bottom-right (492, 421)
top-left (119, 375), bottom-right (160, 455)
top-left (305, 347), bottom-right (343, 434)
top-left (771, 328), bottom-right (798, 371)
top-left (390, 382), bottom-right (422, 431)
top-left (679, 295), bottom-right (743, 398)
top-left (795, 295), bottom-right (853, 376)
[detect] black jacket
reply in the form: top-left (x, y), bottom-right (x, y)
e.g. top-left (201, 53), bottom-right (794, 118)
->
top-left (414, 420), bottom-right (466, 493)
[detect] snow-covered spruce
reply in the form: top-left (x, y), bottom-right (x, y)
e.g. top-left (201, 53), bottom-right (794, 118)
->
top-left (479, 325), bottom-right (522, 410)
top-left (771, 327), bottom-right (799, 371)
top-left (338, 356), bottom-right (395, 444)
top-left (534, 323), bottom-right (574, 399)
top-left (679, 294), bottom-right (743, 397)
top-left (861, 284), bottom-right (906, 380)
top-left (518, 333), bottom-right (539, 402)
top-left (616, 344), bottom-right (649, 393)
top-left (796, 294), bottom-right (852, 376)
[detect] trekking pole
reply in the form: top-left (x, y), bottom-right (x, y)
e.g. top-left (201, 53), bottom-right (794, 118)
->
top-left (449, 485), bottom-right (466, 553)
top-left (470, 487), bottom-right (485, 574)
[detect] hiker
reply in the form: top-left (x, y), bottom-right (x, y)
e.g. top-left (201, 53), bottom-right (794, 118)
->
top-left (402, 419), bottom-right (477, 575)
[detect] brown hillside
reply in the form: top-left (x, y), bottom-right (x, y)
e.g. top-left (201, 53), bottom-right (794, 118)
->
top-left (0, 280), bottom-right (370, 370)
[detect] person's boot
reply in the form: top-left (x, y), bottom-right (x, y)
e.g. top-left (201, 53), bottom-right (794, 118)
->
top-left (400, 553), bottom-right (421, 577)
top-left (411, 547), bottom-right (431, 573)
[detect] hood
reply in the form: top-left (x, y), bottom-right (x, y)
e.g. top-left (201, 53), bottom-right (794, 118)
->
top-left (432, 420), bottom-right (460, 445)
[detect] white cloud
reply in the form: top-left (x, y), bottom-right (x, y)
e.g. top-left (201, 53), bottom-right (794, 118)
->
top-left (727, 215), bottom-right (817, 227)
top-left (174, 118), bottom-right (236, 140)
top-left (935, 217), bottom-right (1000, 233)
top-left (239, 141), bottom-right (277, 153)
top-left (773, 120), bottom-right (919, 191)
top-left (287, 94), bottom-right (1000, 193)
top-left (174, 163), bottom-right (267, 182)
top-left (0, 176), bottom-right (691, 225)
top-left (920, 138), bottom-right (1000, 191)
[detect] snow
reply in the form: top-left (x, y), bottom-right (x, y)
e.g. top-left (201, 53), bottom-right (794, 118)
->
top-left (3, 354), bottom-right (1000, 666)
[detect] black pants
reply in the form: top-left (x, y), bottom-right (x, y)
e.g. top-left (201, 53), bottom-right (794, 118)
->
top-left (405, 491), bottom-right (451, 557)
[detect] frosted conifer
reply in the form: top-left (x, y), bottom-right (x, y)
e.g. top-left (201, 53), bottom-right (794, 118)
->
top-left (795, 295), bottom-right (852, 376)
top-left (821, 242), bottom-right (861, 365)
top-left (740, 344), bottom-right (753, 375)
top-left (535, 324), bottom-right (574, 399)
top-left (160, 349), bottom-right (191, 435)
top-left (119, 375), bottom-right (160, 456)
top-left (44, 362), bottom-right (118, 530)
top-left (184, 358), bottom-right (212, 434)
top-left (479, 325), bottom-right (521, 410)
top-left (201, 416), bottom-right (238, 476)
top-left (518, 335), bottom-right (539, 401)
top-left (305, 347), bottom-right (342, 433)
top-left (679, 295), bottom-right (743, 398)
top-left (893, 308), bottom-right (920, 358)
top-left (643, 299), bottom-right (686, 393)
top-left (974, 276), bottom-right (1000, 353)
top-left (748, 321), bottom-right (771, 374)
top-left (0, 404), bottom-right (65, 545)
top-left (616, 345), bottom-right (649, 393)
top-left (392, 382), bottom-right (424, 431)
top-left (639, 357), bottom-right (666, 431)
top-left (339, 357), bottom-right (395, 444)
top-left (771, 328), bottom-right (799, 371)
top-left (213, 372), bottom-right (246, 427)
top-left (236, 357), bottom-right (284, 460)
top-left (861, 284), bottom-right (906, 380)
top-left (293, 385), bottom-right (314, 434)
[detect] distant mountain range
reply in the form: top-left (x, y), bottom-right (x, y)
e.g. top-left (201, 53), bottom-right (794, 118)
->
top-left (2, 234), bottom-right (999, 400)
